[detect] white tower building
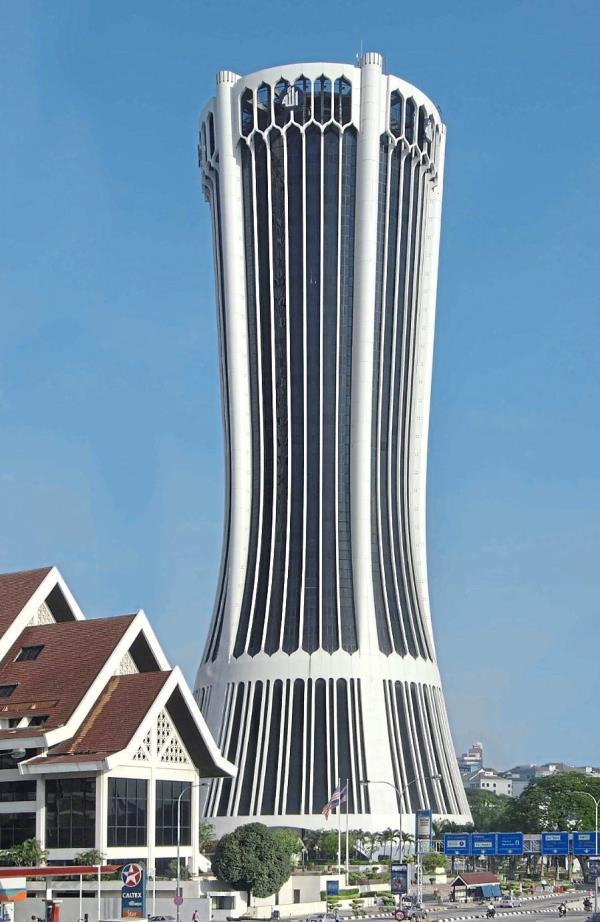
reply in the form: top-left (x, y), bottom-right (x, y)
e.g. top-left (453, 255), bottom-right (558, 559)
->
top-left (195, 54), bottom-right (471, 832)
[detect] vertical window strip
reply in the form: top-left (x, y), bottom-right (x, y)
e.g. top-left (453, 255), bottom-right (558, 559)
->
top-left (278, 679), bottom-right (293, 814)
top-left (433, 687), bottom-right (468, 813)
top-left (264, 130), bottom-right (289, 654)
top-left (421, 685), bottom-right (449, 814)
top-left (355, 679), bottom-right (370, 812)
top-left (260, 679), bottom-right (283, 815)
top-left (383, 680), bottom-right (403, 809)
top-left (304, 678), bottom-right (314, 813)
top-left (234, 142), bottom-right (261, 658)
top-left (229, 683), bottom-right (254, 816)
top-left (393, 680), bottom-right (419, 812)
top-left (237, 682), bottom-right (263, 814)
top-left (338, 127), bottom-right (358, 653)
top-left (409, 682), bottom-right (436, 808)
top-left (302, 125), bottom-right (322, 653)
top-left (388, 679), bottom-right (411, 812)
top-left (312, 678), bottom-right (327, 810)
top-left (335, 679), bottom-right (353, 812)
top-left (282, 126), bottom-right (304, 653)
top-left (392, 154), bottom-right (420, 658)
top-left (371, 136), bottom-right (393, 655)
top-left (399, 165), bottom-right (430, 660)
top-left (251, 679), bottom-right (271, 816)
top-left (248, 135), bottom-right (275, 656)
top-left (216, 682), bottom-right (245, 816)
top-left (321, 126), bottom-right (340, 653)
top-left (382, 144), bottom-right (411, 657)
top-left (286, 679), bottom-right (305, 813)
top-left (402, 172), bottom-right (436, 661)
top-left (349, 680), bottom-right (363, 812)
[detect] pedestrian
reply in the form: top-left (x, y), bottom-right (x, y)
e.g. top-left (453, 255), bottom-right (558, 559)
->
top-left (192, 909), bottom-right (200, 922)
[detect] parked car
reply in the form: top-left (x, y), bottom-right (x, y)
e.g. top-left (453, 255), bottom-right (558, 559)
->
top-left (498, 897), bottom-right (522, 908)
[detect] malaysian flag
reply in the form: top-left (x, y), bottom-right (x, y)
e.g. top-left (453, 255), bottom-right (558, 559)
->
top-left (322, 783), bottom-right (348, 819)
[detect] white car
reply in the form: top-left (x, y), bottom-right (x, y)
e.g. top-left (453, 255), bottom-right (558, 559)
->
top-left (498, 897), bottom-right (522, 908)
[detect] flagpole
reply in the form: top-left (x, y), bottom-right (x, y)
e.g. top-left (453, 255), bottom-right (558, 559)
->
top-left (337, 776), bottom-right (341, 877)
top-left (345, 777), bottom-right (350, 882)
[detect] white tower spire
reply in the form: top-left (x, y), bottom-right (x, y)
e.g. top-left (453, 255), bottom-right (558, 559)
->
top-left (195, 56), bottom-right (471, 832)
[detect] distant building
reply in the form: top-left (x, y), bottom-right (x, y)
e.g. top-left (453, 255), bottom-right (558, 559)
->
top-left (0, 566), bottom-right (234, 874)
top-left (502, 761), bottom-right (600, 798)
top-left (465, 768), bottom-right (512, 797)
top-left (458, 742), bottom-right (484, 776)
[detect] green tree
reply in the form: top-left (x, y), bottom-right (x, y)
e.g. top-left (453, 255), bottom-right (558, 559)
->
top-left (505, 774), bottom-right (600, 833)
top-left (421, 852), bottom-right (449, 874)
top-left (317, 830), bottom-right (339, 860)
top-left (8, 838), bottom-right (48, 867)
top-left (466, 789), bottom-right (512, 831)
top-left (271, 828), bottom-right (303, 860)
top-left (166, 859), bottom-right (191, 880)
top-left (199, 821), bottom-right (216, 854)
top-left (212, 823), bottom-right (292, 900)
top-left (75, 849), bottom-right (104, 866)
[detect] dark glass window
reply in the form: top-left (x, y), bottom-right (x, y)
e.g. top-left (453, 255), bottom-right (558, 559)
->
top-left (314, 75), bottom-right (332, 123)
top-left (0, 749), bottom-right (39, 770)
top-left (256, 82), bottom-right (271, 131)
top-left (282, 125), bottom-right (304, 655)
top-left (240, 88), bottom-right (253, 136)
top-left (260, 679), bottom-right (282, 815)
top-left (15, 645), bottom-right (44, 662)
top-left (0, 812), bottom-right (35, 848)
top-left (155, 780), bottom-right (191, 847)
top-left (405, 98), bottom-right (416, 143)
top-left (334, 77), bottom-right (352, 125)
top-left (274, 78), bottom-right (291, 127)
top-left (107, 778), bottom-right (147, 847)
top-left (0, 685), bottom-right (17, 698)
top-left (293, 76), bottom-right (311, 124)
top-left (46, 777), bottom-right (96, 848)
top-left (238, 682), bottom-right (263, 814)
top-left (29, 715), bottom-right (48, 727)
top-left (0, 780), bottom-right (36, 802)
top-left (302, 124), bottom-right (321, 653)
top-left (390, 91), bottom-right (403, 137)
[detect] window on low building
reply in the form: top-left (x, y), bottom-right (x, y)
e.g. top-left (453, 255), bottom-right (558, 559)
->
top-left (213, 897), bottom-right (235, 910)
top-left (107, 778), bottom-right (147, 847)
top-left (15, 645), bottom-right (44, 662)
top-left (46, 777), bottom-right (96, 848)
top-left (0, 685), bottom-right (17, 698)
top-left (0, 812), bottom-right (36, 848)
top-left (155, 780), bottom-right (191, 846)
top-left (0, 779), bottom-right (36, 802)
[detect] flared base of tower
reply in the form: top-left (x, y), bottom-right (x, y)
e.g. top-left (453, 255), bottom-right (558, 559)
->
top-left (195, 657), bottom-right (471, 833)
top-left (202, 811), bottom-right (471, 837)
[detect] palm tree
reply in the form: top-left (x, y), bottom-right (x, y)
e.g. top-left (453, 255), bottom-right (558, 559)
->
top-left (401, 831), bottom-right (415, 859)
top-left (382, 827), bottom-right (395, 859)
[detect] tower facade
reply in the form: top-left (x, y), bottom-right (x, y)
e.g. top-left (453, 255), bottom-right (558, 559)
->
top-left (195, 54), bottom-right (471, 832)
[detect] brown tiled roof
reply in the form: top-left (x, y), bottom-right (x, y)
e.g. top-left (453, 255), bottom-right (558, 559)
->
top-left (27, 671), bottom-right (171, 764)
top-left (452, 872), bottom-right (499, 885)
top-left (0, 567), bottom-right (52, 636)
top-left (0, 615), bottom-right (136, 737)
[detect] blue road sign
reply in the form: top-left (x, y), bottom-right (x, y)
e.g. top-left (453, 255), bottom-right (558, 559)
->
top-left (472, 834), bottom-right (497, 855)
top-left (573, 832), bottom-right (599, 855)
top-left (541, 832), bottom-right (569, 855)
top-left (326, 880), bottom-right (339, 896)
top-left (497, 833), bottom-right (524, 856)
top-left (444, 834), bottom-right (470, 856)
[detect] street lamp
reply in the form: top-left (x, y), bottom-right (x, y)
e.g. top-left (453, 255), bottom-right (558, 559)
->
top-left (360, 775), bottom-right (442, 905)
top-left (574, 790), bottom-right (599, 912)
top-left (176, 781), bottom-right (211, 922)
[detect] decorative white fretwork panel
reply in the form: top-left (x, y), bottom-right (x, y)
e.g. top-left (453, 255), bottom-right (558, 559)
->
top-left (28, 602), bottom-right (55, 626)
top-left (117, 652), bottom-right (138, 676)
top-left (156, 709), bottom-right (191, 765)
top-left (132, 729), bottom-right (152, 762)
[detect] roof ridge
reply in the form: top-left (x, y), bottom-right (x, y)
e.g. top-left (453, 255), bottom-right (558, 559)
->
top-left (66, 676), bottom-right (121, 753)
top-left (0, 566), bottom-right (52, 580)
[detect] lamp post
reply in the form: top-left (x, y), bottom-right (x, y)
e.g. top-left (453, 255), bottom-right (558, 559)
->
top-left (360, 775), bottom-right (441, 905)
top-left (176, 782), bottom-right (210, 922)
top-left (574, 790), bottom-right (599, 912)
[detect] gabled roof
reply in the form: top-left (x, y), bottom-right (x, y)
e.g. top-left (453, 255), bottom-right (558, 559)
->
top-left (0, 615), bottom-right (136, 738)
top-left (25, 671), bottom-right (171, 763)
top-left (451, 872), bottom-right (499, 886)
top-left (0, 567), bottom-right (52, 636)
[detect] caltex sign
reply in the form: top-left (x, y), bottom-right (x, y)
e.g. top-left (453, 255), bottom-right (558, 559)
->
top-left (121, 863), bottom-right (146, 919)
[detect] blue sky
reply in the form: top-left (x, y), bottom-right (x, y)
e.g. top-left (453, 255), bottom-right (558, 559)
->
top-left (1, 0), bottom-right (599, 770)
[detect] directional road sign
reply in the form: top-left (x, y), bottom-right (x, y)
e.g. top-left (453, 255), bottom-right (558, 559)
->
top-left (573, 833), bottom-right (599, 856)
top-left (472, 834), bottom-right (497, 856)
top-left (541, 832), bottom-right (569, 855)
top-left (497, 833), bottom-right (524, 856)
top-left (444, 834), bottom-right (470, 856)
